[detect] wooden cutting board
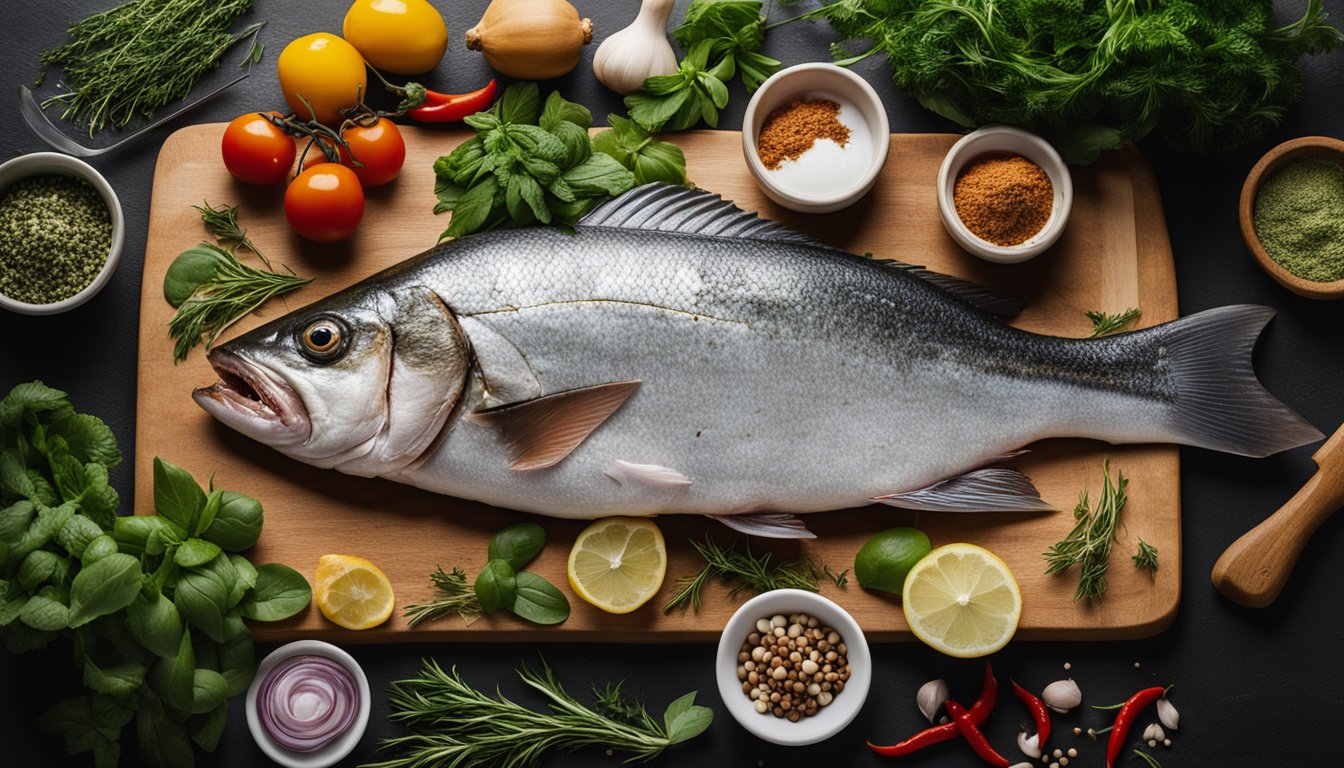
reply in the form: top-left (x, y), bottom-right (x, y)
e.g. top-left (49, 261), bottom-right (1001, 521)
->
top-left (136, 123), bottom-right (1178, 643)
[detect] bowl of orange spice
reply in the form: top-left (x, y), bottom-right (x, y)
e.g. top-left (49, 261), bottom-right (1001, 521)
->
top-left (936, 126), bottom-right (1073, 264)
top-left (742, 63), bottom-right (890, 213)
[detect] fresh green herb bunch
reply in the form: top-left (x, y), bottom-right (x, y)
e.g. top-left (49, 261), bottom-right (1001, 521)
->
top-left (592, 115), bottom-right (689, 186)
top-left (37, 0), bottom-right (262, 134)
top-left (1044, 460), bottom-right (1128, 600)
top-left (1088, 307), bottom-right (1141, 337)
top-left (665, 537), bottom-right (827, 612)
top-left (0, 382), bottom-right (311, 768)
top-left (434, 84), bottom-right (637, 239)
top-left (365, 658), bottom-right (713, 768)
top-left (796, 0), bottom-right (1342, 163)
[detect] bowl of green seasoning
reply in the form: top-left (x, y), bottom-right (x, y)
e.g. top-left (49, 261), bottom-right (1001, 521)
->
top-left (0, 152), bottom-right (124, 314)
top-left (1241, 136), bottom-right (1344, 299)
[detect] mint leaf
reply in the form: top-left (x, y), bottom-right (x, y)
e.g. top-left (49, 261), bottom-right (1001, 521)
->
top-left (663, 691), bottom-right (714, 744)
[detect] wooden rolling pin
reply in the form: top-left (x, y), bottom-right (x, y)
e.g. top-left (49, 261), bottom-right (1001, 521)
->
top-left (1212, 421), bottom-right (1344, 607)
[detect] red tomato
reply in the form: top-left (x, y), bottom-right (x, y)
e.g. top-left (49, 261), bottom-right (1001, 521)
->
top-left (339, 118), bottom-right (406, 187)
top-left (284, 165), bottom-right (365, 243)
top-left (221, 112), bottom-right (295, 185)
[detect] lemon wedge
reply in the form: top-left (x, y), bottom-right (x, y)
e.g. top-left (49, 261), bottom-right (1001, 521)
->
top-left (567, 517), bottom-right (666, 614)
top-left (315, 554), bottom-right (395, 630)
top-left (902, 543), bottom-right (1022, 658)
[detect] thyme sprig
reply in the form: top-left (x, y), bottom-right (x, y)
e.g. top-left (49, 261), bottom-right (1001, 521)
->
top-left (1087, 308), bottom-right (1141, 337)
top-left (364, 659), bottom-right (712, 768)
top-left (1044, 461), bottom-right (1128, 601)
top-left (403, 566), bottom-right (483, 627)
top-left (1133, 538), bottom-right (1159, 575)
top-left (664, 538), bottom-right (822, 613)
top-left (192, 202), bottom-right (263, 264)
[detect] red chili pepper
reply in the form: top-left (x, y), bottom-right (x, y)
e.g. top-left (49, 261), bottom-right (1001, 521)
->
top-left (407, 79), bottom-right (498, 123)
top-left (1106, 687), bottom-right (1166, 768)
top-left (946, 700), bottom-right (1010, 767)
top-left (1012, 680), bottom-right (1051, 745)
top-left (868, 664), bottom-right (998, 758)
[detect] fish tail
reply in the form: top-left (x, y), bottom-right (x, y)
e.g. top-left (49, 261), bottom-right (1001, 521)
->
top-left (1159, 305), bottom-right (1321, 457)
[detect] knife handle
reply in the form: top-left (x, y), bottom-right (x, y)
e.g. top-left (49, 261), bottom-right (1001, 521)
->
top-left (1212, 470), bottom-right (1344, 607)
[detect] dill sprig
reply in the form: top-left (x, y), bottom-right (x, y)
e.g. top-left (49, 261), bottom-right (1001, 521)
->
top-left (1043, 461), bottom-right (1128, 601)
top-left (1087, 308), bottom-right (1141, 337)
top-left (404, 566), bottom-right (483, 627)
top-left (1133, 538), bottom-right (1159, 576)
top-left (664, 538), bottom-right (822, 613)
top-left (192, 202), bottom-right (265, 265)
top-left (37, 0), bottom-right (263, 134)
top-left (364, 658), bottom-right (712, 768)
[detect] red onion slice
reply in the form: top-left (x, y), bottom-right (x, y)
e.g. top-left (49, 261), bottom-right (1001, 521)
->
top-left (257, 654), bottom-right (360, 753)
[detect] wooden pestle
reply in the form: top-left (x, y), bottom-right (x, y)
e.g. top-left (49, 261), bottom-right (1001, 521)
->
top-left (1212, 421), bottom-right (1344, 607)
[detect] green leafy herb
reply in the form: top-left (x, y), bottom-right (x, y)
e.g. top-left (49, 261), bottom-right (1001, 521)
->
top-left (592, 115), bottom-right (689, 186)
top-left (1044, 461), bottom-right (1128, 601)
top-left (433, 84), bottom-right (637, 239)
top-left (664, 538), bottom-right (823, 613)
top-left (1133, 748), bottom-right (1163, 768)
top-left (36, 0), bottom-right (263, 134)
top-left (793, 0), bottom-right (1342, 163)
top-left (1133, 538), bottom-right (1159, 575)
top-left (367, 658), bottom-right (712, 768)
top-left (1087, 308), bottom-right (1141, 338)
top-left (487, 523), bottom-right (547, 572)
top-left (191, 202), bottom-right (263, 265)
top-left (509, 571), bottom-right (570, 625)
top-left (473, 559), bottom-right (517, 614)
top-left (673, 0), bottom-right (780, 92)
top-left (404, 566), bottom-right (483, 627)
top-left (405, 526), bottom-right (569, 627)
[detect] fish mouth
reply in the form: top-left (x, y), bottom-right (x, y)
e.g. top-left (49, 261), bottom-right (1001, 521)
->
top-left (193, 348), bottom-right (311, 446)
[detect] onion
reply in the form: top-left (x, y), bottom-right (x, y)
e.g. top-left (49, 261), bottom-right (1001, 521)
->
top-left (257, 655), bottom-right (359, 752)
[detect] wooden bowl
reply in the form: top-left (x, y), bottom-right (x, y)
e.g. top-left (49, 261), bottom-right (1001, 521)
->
top-left (1239, 136), bottom-right (1344, 299)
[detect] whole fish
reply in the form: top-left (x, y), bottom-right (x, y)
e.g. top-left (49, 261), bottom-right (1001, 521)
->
top-left (194, 185), bottom-right (1322, 538)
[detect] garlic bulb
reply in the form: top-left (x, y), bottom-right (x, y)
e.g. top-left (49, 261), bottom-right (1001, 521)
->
top-left (1041, 679), bottom-right (1082, 713)
top-left (1157, 696), bottom-right (1179, 730)
top-left (592, 0), bottom-right (678, 94)
top-left (1142, 722), bottom-right (1166, 745)
top-left (916, 679), bottom-right (950, 724)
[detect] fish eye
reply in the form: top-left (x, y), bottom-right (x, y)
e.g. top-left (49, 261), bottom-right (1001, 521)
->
top-left (298, 316), bottom-right (349, 363)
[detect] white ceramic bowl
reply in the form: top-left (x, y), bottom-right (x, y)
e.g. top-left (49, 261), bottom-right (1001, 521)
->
top-left (742, 63), bottom-right (890, 213)
top-left (936, 125), bottom-right (1073, 263)
top-left (246, 640), bottom-right (371, 768)
top-left (0, 152), bottom-right (124, 314)
top-left (716, 589), bottom-right (871, 746)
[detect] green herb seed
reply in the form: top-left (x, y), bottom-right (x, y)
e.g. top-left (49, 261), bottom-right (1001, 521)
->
top-left (0, 175), bottom-right (111, 305)
top-left (1253, 157), bottom-right (1344, 282)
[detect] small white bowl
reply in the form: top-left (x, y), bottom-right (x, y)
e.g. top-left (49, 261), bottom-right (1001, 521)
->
top-left (936, 125), bottom-right (1073, 263)
top-left (716, 589), bottom-right (871, 746)
top-left (0, 152), bottom-right (124, 314)
top-left (246, 640), bottom-right (371, 768)
top-left (742, 63), bottom-right (890, 213)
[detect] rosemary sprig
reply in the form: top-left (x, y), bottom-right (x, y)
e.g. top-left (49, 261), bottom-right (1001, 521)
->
top-left (192, 202), bottom-right (265, 264)
top-left (664, 538), bottom-right (821, 613)
top-left (1043, 461), bottom-right (1128, 601)
top-left (364, 658), bottom-right (712, 768)
top-left (1087, 307), bottom-right (1141, 337)
top-left (167, 244), bottom-right (310, 360)
top-left (404, 566), bottom-right (483, 627)
top-left (1133, 538), bottom-right (1159, 575)
top-left (37, 0), bottom-right (262, 134)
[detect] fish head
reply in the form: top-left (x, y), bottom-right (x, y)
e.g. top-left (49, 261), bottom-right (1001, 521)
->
top-left (194, 283), bottom-right (471, 475)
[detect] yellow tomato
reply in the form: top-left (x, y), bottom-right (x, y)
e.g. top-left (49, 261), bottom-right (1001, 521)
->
top-left (343, 0), bottom-right (448, 75)
top-left (277, 33), bottom-right (368, 126)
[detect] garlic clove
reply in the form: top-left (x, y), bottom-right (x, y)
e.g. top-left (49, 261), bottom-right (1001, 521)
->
top-left (1157, 696), bottom-right (1179, 730)
top-left (1018, 730), bottom-right (1042, 759)
top-left (592, 0), bottom-right (679, 94)
top-left (1041, 679), bottom-right (1082, 713)
top-left (1142, 723), bottom-right (1165, 743)
top-left (1011, 763), bottom-right (1037, 768)
top-left (916, 679), bottom-right (950, 724)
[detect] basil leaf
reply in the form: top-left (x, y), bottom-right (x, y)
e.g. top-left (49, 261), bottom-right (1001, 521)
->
top-left (20, 592), bottom-right (71, 631)
top-left (151, 627), bottom-right (196, 713)
top-left (487, 523), bottom-right (547, 572)
top-left (474, 559), bottom-right (517, 614)
top-left (82, 656), bottom-right (147, 697)
top-left (190, 668), bottom-right (228, 714)
top-left (561, 154), bottom-right (637, 198)
top-left (81, 534), bottom-right (119, 566)
top-left (76, 463), bottom-right (118, 531)
top-left (174, 568), bottom-right (228, 642)
top-left (239, 563), bottom-right (311, 622)
top-left (0, 500), bottom-right (35, 541)
top-left (129, 589), bottom-right (184, 659)
top-left (227, 554), bottom-right (258, 608)
top-left (188, 702), bottom-right (228, 752)
top-left (497, 82), bottom-right (541, 125)
top-left (137, 690), bottom-right (195, 768)
top-left (200, 490), bottom-right (262, 553)
top-left (508, 571), bottom-right (570, 625)
top-left (68, 553), bottom-right (141, 628)
top-left (218, 630), bottom-right (256, 697)
top-left (18, 549), bottom-right (61, 592)
top-left (152, 458), bottom-right (204, 535)
top-left (46, 409), bottom-right (121, 469)
top-left (626, 88), bottom-right (692, 132)
top-left (174, 538), bottom-right (221, 569)
top-left (540, 90), bottom-right (593, 131)
top-left (507, 123), bottom-right (569, 165)
top-left (195, 489), bottom-right (221, 537)
top-left (0, 452), bottom-right (37, 500)
top-left (633, 140), bottom-right (688, 186)
top-left (113, 515), bottom-right (169, 557)
top-left (163, 245), bottom-right (224, 308)
top-left (50, 451), bottom-right (88, 504)
top-left (0, 594), bottom-right (27, 626)
top-left (57, 514), bottom-right (104, 559)
top-left (37, 694), bottom-right (133, 768)
top-left (11, 502), bottom-right (75, 560)
top-left (444, 174), bottom-right (501, 238)
top-left (663, 691), bottom-right (714, 744)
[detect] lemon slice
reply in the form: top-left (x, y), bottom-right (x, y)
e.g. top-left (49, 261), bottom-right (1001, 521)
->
top-left (315, 554), bottom-right (395, 630)
top-left (902, 543), bottom-right (1022, 658)
top-left (567, 517), bottom-right (667, 614)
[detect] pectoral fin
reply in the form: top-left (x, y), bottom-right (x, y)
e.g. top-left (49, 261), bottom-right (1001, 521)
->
top-left (874, 467), bottom-right (1056, 512)
top-left (708, 513), bottom-right (816, 539)
top-left (469, 381), bottom-right (641, 471)
top-left (605, 461), bottom-right (692, 490)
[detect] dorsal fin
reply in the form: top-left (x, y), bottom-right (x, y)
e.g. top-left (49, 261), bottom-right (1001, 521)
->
top-left (577, 183), bottom-right (825, 247)
top-left (878, 260), bottom-right (1025, 318)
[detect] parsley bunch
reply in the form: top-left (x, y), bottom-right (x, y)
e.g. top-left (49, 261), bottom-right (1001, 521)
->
top-left (797, 0), bottom-right (1342, 162)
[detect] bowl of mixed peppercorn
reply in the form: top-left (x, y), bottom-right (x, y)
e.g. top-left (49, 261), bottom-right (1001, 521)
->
top-left (0, 152), bottom-right (124, 315)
